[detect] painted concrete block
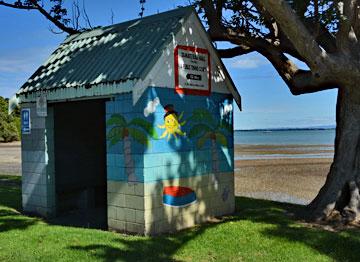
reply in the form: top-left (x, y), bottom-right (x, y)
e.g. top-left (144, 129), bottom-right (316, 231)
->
top-left (107, 192), bottom-right (125, 207)
top-left (125, 195), bottom-right (144, 209)
top-left (108, 206), bottom-right (117, 219)
top-left (108, 219), bottom-right (126, 231)
top-left (135, 210), bottom-right (145, 224)
top-left (105, 88), bottom-right (234, 234)
top-left (126, 222), bottom-right (144, 234)
top-left (21, 103), bottom-right (55, 218)
top-left (125, 208), bottom-right (136, 222)
top-left (144, 194), bottom-right (163, 210)
top-left (116, 207), bottom-right (126, 221)
top-left (134, 183), bottom-right (144, 196)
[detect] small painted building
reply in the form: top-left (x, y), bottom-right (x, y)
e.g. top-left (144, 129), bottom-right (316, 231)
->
top-left (17, 7), bottom-right (241, 235)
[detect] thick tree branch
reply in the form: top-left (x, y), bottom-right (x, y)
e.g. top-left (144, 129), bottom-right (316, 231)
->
top-left (217, 45), bottom-right (254, 58)
top-left (200, 0), bottom-right (224, 38)
top-left (352, 0), bottom-right (360, 37)
top-left (337, 0), bottom-right (358, 52)
top-left (213, 29), bottom-right (305, 62)
top-left (261, 0), bottom-right (326, 69)
top-left (302, 18), bottom-right (338, 53)
top-left (215, 0), bottom-right (223, 21)
top-left (248, 1), bottom-right (336, 55)
top-left (200, 0), bottom-right (302, 61)
top-left (257, 46), bottom-right (337, 95)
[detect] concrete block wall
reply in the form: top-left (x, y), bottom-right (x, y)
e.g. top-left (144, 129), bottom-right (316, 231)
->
top-left (107, 173), bottom-right (235, 235)
top-left (107, 181), bottom-right (145, 233)
top-left (106, 88), bottom-right (235, 234)
top-left (21, 103), bottom-right (55, 217)
top-left (143, 172), bottom-right (235, 235)
top-left (106, 93), bottom-right (147, 183)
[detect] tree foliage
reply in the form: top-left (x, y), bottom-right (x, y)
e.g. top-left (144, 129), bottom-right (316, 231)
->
top-left (0, 97), bottom-right (20, 142)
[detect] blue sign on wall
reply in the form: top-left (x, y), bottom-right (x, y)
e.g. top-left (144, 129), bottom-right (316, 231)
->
top-left (21, 108), bottom-right (31, 134)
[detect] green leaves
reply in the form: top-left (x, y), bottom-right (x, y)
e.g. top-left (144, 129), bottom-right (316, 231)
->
top-left (107, 127), bottom-right (125, 146)
top-left (188, 108), bottom-right (216, 127)
top-left (129, 118), bottom-right (158, 139)
top-left (106, 113), bottom-right (157, 147)
top-left (197, 132), bottom-right (212, 149)
top-left (215, 132), bottom-right (228, 147)
top-left (188, 123), bottom-right (211, 138)
top-left (127, 127), bottom-right (149, 146)
top-left (219, 120), bottom-right (233, 134)
top-left (188, 108), bottom-right (230, 149)
top-left (107, 114), bottom-right (127, 127)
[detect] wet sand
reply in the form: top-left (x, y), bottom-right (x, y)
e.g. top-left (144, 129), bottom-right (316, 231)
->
top-left (235, 144), bottom-right (333, 205)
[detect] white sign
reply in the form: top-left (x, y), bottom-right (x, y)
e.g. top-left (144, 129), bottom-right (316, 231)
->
top-left (36, 94), bottom-right (47, 117)
top-left (175, 45), bottom-right (211, 95)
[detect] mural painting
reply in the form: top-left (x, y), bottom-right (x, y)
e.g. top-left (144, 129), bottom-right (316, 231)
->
top-left (144, 97), bottom-right (160, 117)
top-left (107, 114), bottom-right (157, 182)
top-left (158, 104), bottom-right (186, 140)
top-left (163, 186), bottom-right (197, 207)
top-left (188, 108), bottom-right (232, 173)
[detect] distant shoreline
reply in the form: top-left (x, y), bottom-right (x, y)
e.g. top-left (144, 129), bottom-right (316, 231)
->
top-left (235, 127), bottom-right (336, 132)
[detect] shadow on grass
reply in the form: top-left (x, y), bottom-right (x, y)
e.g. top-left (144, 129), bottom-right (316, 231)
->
top-left (1, 176), bottom-right (359, 261)
top-left (69, 221), bottom-right (218, 262)
top-left (0, 177), bottom-right (21, 210)
top-left (0, 176), bottom-right (38, 233)
top-left (69, 197), bottom-right (360, 262)
top-left (0, 209), bottom-right (37, 233)
top-left (233, 197), bottom-right (360, 261)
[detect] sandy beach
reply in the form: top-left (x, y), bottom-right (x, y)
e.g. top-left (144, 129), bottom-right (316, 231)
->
top-left (0, 142), bottom-right (334, 205)
top-left (235, 144), bottom-right (333, 205)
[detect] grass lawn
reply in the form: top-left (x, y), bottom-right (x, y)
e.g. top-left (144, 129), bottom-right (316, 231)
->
top-left (0, 174), bottom-right (359, 261)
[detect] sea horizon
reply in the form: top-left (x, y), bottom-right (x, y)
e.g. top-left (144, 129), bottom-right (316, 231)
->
top-left (234, 128), bottom-right (335, 146)
top-left (235, 125), bottom-right (336, 132)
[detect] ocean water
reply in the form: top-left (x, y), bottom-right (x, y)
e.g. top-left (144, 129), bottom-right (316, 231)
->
top-left (234, 129), bottom-right (335, 160)
top-left (234, 129), bottom-right (336, 145)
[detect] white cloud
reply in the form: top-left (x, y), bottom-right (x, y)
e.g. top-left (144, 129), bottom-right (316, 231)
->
top-left (229, 56), bottom-right (267, 69)
top-left (144, 97), bottom-right (160, 117)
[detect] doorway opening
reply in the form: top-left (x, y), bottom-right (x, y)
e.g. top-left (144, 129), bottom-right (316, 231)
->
top-left (52, 99), bottom-right (108, 229)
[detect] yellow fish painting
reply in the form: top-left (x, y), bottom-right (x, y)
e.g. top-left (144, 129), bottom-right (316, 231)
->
top-left (158, 104), bottom-right (186, 140)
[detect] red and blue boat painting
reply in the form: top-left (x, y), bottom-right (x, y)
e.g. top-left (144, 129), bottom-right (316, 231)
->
top-left (163, 186), bottom-right (197, 207)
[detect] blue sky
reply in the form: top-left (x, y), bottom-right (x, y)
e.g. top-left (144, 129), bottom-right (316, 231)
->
top-left (0, 0), bottom-right (337, 130)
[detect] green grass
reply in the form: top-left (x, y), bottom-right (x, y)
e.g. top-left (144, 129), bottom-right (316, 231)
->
top-left (0, 175), bottom-right (359, 261)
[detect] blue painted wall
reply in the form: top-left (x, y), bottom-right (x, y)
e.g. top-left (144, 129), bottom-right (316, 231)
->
top-left (106, 87), bottom-right (234, 183)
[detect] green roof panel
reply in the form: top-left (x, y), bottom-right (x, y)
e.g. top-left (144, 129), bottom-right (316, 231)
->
top-left (18, 7), bottom-right (193, 95)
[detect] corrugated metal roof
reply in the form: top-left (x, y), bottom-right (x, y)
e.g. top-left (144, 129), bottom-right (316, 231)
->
top-left (17, 7), bottom-right (193, 96)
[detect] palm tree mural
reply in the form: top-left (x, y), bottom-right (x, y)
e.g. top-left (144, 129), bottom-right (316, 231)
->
top-left (188, 109), bottom-right (232, 173)
top-left (107, 114), bottom-right (157, 182)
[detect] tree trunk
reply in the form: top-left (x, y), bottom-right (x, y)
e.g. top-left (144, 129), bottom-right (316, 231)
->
top-left (211, 138), bottom-right (219, 173)
top-left (124, 136), bottom-right (136, 182)
top-left (307, 86), bottom-right (360, 223)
